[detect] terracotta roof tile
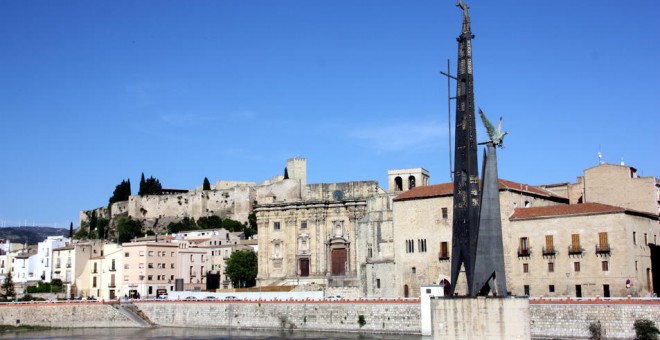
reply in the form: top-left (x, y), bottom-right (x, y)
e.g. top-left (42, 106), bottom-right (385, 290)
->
top-left (393, 179), bottom-right (564, 202)
top-left (510, 203), bottom-right (626, 220)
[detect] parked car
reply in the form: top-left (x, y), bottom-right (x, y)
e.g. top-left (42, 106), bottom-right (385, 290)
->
top-left (224, 296), bottom-right (240, 301)
top-left (157, 294), bottom-right (168, 299)
top-left (204, 296), bottom-right (217, 300)
top-left (326, 295), bottom-right (342, 300)
top-left (184, 296), bottom-right (197, 300)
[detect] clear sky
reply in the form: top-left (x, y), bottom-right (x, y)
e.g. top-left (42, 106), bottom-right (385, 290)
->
top-left (1, 1), bottom-right (658, 228)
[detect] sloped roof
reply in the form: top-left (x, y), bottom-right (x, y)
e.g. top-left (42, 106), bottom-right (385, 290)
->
top-left (393, 179), bottom-right (563, 202)
top-left (510, 202), bottom-right (658, 220)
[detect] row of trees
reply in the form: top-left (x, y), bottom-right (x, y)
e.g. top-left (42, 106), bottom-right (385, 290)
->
top-left (166, 214), bottom-right (256, 238)
top-left (108, 175), bottom-right (216, 207)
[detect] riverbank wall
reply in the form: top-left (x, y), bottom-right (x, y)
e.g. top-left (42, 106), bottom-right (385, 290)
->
top-left (0, 301), bottom-right (137, 328)
top-left (1, 297), bottom-right (659, 338)
top-left (135, 299), bottom-right (421, 334)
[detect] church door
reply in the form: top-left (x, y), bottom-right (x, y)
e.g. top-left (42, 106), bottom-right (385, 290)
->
top-left (331, 248), bottom-right (347, 275)
top-left (299, 258), bottom-right (309, 277)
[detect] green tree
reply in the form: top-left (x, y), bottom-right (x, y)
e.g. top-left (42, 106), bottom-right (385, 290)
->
top-left (139, 172), bottom-right (146, 195)
top-left (109, 179), bottom-right (132, 204)
top-left (222, 218), bottom-right (244, 233)
top-left (116, 216), bottom-right (144, 244)
top-left (197, 216), bottom-right (222, 229)
top-left (89, 211), bottom-right (98, 234)
top-left (203, 177), bottom-right (211, 190)
top-left (74, 222), bottom-right (89, 239)
top-left (284, 167), bottom-right (289, 179)
top-left (139, 173), bottom-right (162, 196)
top-left (1, 271), bottom-right (16, 301)
top-left (69, 222), bottom-right (74, 238)
top-left (97, 218), bottom-right (109, 240)
top-left (634, 319), bottom-right (660, 340)
top-left (166, 217), bottom-right (198, 234)
top-left (224, 250), bottom-right (257, 288)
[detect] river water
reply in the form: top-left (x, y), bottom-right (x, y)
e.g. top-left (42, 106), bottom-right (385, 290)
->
top-left (0, 327), bottom-right (427, 340)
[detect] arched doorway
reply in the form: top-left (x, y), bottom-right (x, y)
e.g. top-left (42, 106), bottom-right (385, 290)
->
top-left (395, 177), bottom-right (403, 191)
top-left (404, 284), bottom-right (409, 298)
top-left (441, 279), bottom-right (451, 296)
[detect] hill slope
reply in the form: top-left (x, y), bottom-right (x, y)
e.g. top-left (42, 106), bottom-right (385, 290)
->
top-left (0, 226), bottom-right (68, 245)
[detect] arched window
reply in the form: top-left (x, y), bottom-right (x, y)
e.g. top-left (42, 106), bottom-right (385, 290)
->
top-left (408, 176), bottom-right (416, 189)
top-left (404, 284), bottom-right (409, 298)
top-left (395, 177), bottom-right (403, 191)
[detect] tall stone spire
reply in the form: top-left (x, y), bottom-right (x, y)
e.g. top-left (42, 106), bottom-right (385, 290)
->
top-left (449, 0), bottom-right (481, 296)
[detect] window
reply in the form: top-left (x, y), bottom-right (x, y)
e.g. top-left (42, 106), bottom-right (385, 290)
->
top-left (412, 267), bottom-right (416, 274)
top-left (524, 285), bottom-right (530, 296)
top-left (549, 285), bottom-right (555, 293)
top-left (124, 252), bottom-right (130, 257)
top-left (633, 231), bottom-right (637, 245)
top-left (544, 235), bottom-right (555, 255)
top-left (139, 251), bottom-right (145, 256)
top-left (148, 263), bottom-right (154, 269)
top-left (603, 284), bottom-right (610, 298)
top-left (441, 207), bottom-right (448, 220)
top-left (569, 234), bottom-right (581, 254)
top-left (523, 263), bottom-right (529, 273)
top-left (439, 242), bottom-right (449, 260)
top-left (124, 264), bottom-right (129, 270)
top-left (171, 251), bottom-right (175, 257)
top-left (518, 237), bottom-right (530, 256)
top-left (601, 261), bottom-right (609, 271)
top-left (148, 251), bottom-right (154, 257)
top-left (171, 263), bottom-right (175, 269)
top-left (548, 262), bottom-right (554, 273)
top-left (92, 277), bottom-right (97, 288)
top-left (376, 279), bottom-right (381, 289)
top-left (139, 263), bottom-right (145, 269)
top-left (418, 239), bottom-right (427, 252)
top-left (274, 222), bottom-right (281, 230)
top-left (644, 233), bottom-right (648, 245)
top-left (301, 221), bottom-right (307, 229)
top-left (148, 275), bottom-right (153, 281)
top-left (574, 262), bottom-right (581, 272)
top-left (124, 275), bottom-right (128, 282)
top-left (406, 240), bottom-right (415, 253)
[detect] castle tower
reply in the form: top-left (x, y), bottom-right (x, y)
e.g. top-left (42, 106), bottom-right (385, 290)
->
top-left (286, 157), bottom-right (307, 188)
top-left (449, 0), bottom-right (481, 296)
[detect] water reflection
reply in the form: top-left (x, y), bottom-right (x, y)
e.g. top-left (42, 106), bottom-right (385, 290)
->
top-left (0, 327), bottom-right (427, 340)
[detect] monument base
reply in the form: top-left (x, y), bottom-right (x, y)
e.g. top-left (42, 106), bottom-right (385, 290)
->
top-left (430, 296), bottom-right (529, 339)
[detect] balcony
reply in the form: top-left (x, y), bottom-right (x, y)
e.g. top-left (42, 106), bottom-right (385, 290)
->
top-left (517, 247), bottom-right (531, 258)
top-left (542, 246), bottom-right (556, 257)
top-left (109, 266), bottom-right (116, 272)
top-left (438, 252), bottom-right (450, 261)
top-left (595, 244), bottom-right (611, 255)
top-left (108, 283), bottom-right (116, 288)
top-left (66, 263), bottom-right (71, 268)
top-left (190, 272), bottom-right (197, 278)
top-left (568, 245), bottom-right (584, 256)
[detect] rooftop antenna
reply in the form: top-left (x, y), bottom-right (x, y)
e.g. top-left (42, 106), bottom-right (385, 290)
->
top-left (598, 151), bottom-right (603, 164)
top-left (440, 59), bottom-right (457, 180)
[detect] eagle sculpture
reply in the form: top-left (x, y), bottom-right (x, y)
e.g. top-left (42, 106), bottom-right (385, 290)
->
top-left (478, 108), bottom-right (507, 147)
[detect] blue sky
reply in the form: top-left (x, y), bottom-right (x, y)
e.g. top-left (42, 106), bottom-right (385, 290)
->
top-left (1, 1), bottom-right (658, 228)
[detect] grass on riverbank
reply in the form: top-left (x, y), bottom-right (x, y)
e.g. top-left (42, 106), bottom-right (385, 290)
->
top-left (0, 325), bottom-right (52, 333)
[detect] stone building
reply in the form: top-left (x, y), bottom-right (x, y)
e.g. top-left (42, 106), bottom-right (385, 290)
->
top-left (387, 179), bottom-right (566, 298)
top-left (255, 159), bottom-right (379, 288)
top-left (509, 203), bottom-right (659, 297)
top-left (541, 163), bottom-right (660, 215)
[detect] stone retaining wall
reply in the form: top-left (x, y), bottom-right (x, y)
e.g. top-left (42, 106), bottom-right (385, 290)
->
top-left (529, 297), bottom-right (660, 339)
top-left (0, 302), bottom-right (138, 328)
top-left (134, 299), bottom-right (421, 334)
